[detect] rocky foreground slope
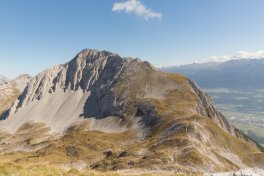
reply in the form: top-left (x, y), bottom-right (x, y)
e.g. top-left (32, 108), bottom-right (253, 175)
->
top-left (0, 49), bottom-right (263, 174)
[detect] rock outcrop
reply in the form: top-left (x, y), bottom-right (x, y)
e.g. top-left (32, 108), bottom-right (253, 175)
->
top-left (188, 80), bottom-right (234, 134)
top-left (0, 75), bottom-right (8, 85)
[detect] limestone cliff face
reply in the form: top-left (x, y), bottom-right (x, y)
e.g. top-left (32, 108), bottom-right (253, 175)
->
top-left (15, 50), bottom-right (128, 109)
top-left (15, 50), bottom-right (149, 108)
top-left (188, 80), bottom-right (234, 134)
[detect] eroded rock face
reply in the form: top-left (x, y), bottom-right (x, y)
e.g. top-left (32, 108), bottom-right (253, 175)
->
top-left (188, 80), bottom-right (234, 134)
top-left (15, 50), bottom-right (136, 110)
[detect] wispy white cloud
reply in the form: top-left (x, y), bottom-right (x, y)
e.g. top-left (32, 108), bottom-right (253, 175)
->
top-left (112, 0), bottom-right (162, 20)
top-left (207, 50), bottom-right (264, 62)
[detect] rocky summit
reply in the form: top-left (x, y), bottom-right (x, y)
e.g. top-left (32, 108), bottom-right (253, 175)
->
top-left (0, 49), bottom-right (263, 174)
top-left (0, 75), bottom-right (8, 85)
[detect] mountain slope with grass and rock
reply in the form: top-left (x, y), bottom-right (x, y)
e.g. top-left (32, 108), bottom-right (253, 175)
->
top-left (0, 49), bottom-right (263, 174)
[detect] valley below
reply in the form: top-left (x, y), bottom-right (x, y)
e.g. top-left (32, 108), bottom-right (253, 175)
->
top-left (206, 88), bottom-right (264, 147)
top-left (161, 59), bottom-right (264, 148)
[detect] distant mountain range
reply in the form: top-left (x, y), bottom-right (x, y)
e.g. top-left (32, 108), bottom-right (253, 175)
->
top-left (161, 58), bottom-right (264, 147)
top-left (161, 58), bottom-right (264, 91)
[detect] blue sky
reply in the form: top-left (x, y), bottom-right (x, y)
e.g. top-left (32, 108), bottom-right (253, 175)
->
top-left (1, 0), bottom-right (264, 77)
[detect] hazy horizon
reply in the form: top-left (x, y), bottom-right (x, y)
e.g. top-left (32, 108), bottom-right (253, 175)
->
top-left (1, 0), bottom-right (264, 77)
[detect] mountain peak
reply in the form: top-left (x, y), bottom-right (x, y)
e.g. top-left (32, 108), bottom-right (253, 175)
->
top-left (15, 74), bottom-right (31, 80)
top-left (71, 49), bottom-right (118, 63)
top-left (0, 75), bottom-right (8, 85)
top-left (72, 49), bottom-right (154, 69)
top-left (79, 48), bottom-right (116, 55)
top-left (4, 50), bottom-right (155, 125)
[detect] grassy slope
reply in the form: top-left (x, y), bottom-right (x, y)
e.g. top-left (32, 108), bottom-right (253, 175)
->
top-left (0, 115), bottom-right (262, 175)
top-left (0, 124), bottom-right (202, 175)
top-left (0, 162), bottom-right (203, 176)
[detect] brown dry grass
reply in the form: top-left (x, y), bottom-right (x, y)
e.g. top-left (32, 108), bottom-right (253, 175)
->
top-left (0, 161), bottom-right (202, 176)
top-left (0, 114), bottom-right (263, 174)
